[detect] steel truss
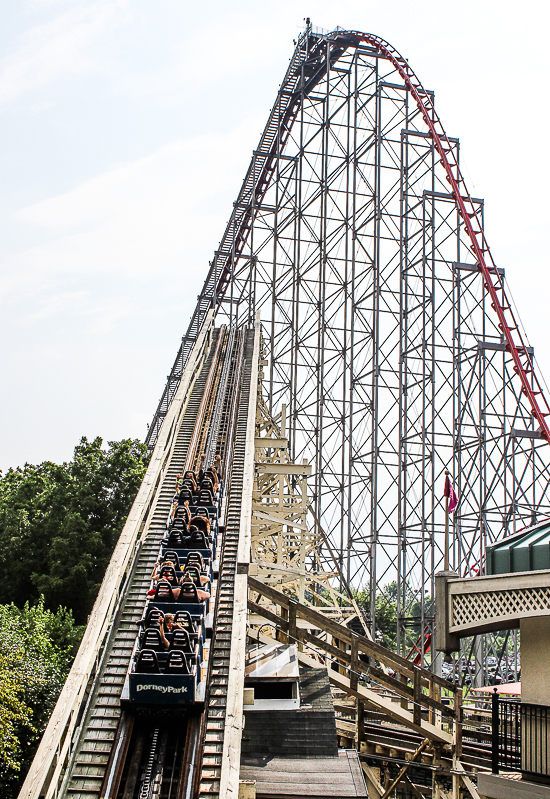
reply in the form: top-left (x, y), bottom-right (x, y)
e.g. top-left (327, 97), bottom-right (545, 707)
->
top-left (147, 24), bottom-right (550, 658)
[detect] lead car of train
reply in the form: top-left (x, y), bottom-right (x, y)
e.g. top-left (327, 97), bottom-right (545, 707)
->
top-left (121, 463), bottom-right (222, 709)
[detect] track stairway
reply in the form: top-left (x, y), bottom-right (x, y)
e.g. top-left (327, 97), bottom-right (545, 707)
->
top-left (199, 329), bottom-right (254, 798)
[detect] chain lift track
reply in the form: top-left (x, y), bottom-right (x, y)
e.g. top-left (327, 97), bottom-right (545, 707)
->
top-left (22, 325), bottom-right (255, 799)
top-left (53, 331), bottom-right (220, 799)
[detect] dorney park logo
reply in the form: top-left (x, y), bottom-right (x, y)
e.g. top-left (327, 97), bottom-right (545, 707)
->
top-left (136, 684), bottom-right (188, 694)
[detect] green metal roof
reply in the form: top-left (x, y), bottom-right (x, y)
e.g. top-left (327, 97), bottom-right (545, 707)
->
top-left (486, 519), bottom-right (550, 575)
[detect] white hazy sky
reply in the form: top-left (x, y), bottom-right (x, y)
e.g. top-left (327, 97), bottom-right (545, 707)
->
top-left (1, 0), bottom-right (549, 472)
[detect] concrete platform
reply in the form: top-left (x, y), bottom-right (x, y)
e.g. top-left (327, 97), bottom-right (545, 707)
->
top-left (479, 773), bottom-right (550, 799)
top-left (239, 750), bottom-right (367, 798)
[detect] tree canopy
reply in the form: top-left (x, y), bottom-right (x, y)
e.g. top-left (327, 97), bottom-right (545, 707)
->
top-left (0, 436), bottom-right (149, 623)
top-left (354, 581), bottom-right (433, 652)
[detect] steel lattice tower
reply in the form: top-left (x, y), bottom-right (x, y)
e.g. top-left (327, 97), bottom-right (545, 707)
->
top-left (146, 24), bottom-right (550, 655)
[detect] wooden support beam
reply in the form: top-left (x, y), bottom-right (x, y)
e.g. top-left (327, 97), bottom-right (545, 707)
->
top-left (453, 692), bottom-right (462, 757)
top-left (357, 699), bottom-right (365, 748)
top-left (254, 437), bottom-right (288, 448)
top-left (413, 668), bottom-right (422, 727)
top-left (379, 739), bottom-right (431, 799)
top-left (361, 762), bottom-right (384, 799)
top-left (350, 636), bottom-right (359, 692)
top-left (247, 576), bottom-right (456, 694)
top-left (404, 773), bottom-right (429, 799)
top-left (247, 599), bottom-right (286, 630)
top-left (455, 761), bottom-right (480, 799)
top-left (288, 600), bottom-right (298, 647)
top-left (324, 670), bottom-right (452, 745)
top-left (255, 463), bottom-right (312, 476)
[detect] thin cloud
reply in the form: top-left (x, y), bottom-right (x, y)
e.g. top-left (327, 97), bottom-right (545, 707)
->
top-left (0, 0), bottom-right (132, 107)
top-left (1, 120), bottom-right (261, 338)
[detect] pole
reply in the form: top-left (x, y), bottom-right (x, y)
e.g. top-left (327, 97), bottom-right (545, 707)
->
top-left (444, 470), bottom-right (450, 571)
top-left (491, 687), bottom-right (500, 774)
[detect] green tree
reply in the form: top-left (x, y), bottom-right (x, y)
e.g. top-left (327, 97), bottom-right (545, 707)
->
top-left (0, 437), bottom-right (149, 623)
top-left (0, 599), bottom-right (84, 799)
top-left (354, 582), bottom-right (399, 649)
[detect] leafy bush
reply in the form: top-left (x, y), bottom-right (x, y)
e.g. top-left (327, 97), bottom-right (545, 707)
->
top-left (0, 600), bottom-right (84, 798)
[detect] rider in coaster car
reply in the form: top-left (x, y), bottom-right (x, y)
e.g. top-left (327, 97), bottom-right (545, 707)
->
top-left (171, 501), bottom-right (191, 527)
top-left (158, 613), bottom-right (184, 649)
top-left (189, 514), bottom-right (210, 536)
top-left (204, 467), bottom-right (219, 492)
top-left (184, 552), bottom-right (207, 572)
top-left (180, 572), bottom-right (210, 600)
top-left (198, 453), bottom-right (207, 484)
top-left (175, 473), bottom-right (194, 495)
top-left (149, 561), bottom-right (180, 589)
top-left (183, 470), bottom-right (198, 492)
top-left (198, 483), bottom-right (215, 506)
top-left (183, 564), bottom-right (210, 588)
top-left (181, 525), bottom-right (211, 548)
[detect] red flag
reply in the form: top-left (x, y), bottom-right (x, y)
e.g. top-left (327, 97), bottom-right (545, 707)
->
top-left (444, 474), bottom-right (459, 513)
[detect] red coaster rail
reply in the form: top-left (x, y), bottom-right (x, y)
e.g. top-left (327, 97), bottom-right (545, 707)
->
top-left (350, 30), bottom-right (550, 444)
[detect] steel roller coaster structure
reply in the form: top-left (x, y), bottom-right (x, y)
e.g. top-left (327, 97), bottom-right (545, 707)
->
top-left (146, 23), bottom-right (550, 657)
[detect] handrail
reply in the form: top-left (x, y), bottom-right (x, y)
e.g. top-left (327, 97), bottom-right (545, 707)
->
top-left (248, 576), bottom-right (456, 693)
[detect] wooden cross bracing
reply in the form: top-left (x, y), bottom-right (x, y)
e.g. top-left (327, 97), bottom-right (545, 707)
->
top-left (252, 377), bottom-right (360, 626)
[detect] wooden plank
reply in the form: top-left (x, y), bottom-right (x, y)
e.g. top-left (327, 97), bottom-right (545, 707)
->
top-left (350, 636), bottom-right (359, 692)
top-left (242, 760), bottom-right (351, 774)
top-left (248, 782), bottom-right (360, 796)
top-left (254, 437), bottom-right (288, 449)
top-left (219, 322), bottom-right (261, 799)
top-left (448, 568), bottom-right (550, 597)
top-left (404, 773), bottom-right (429, 799)
top-left (288, 601), bottom-right (298, 646)
top-left (247, 599), bottom-right (286, 629)
top-left (360, 762), bottom-right (384, 799)
top-left (240, 758), bottom-right (367, 797)
top-left (251, 773), bottom-right (357, 784)
top-left (316, 663), bottom-right (452, 745)
top-left (413, 668), bottom-right (422, 726)
top-left (255, 463), bottom-right (312, 476)
top-left (454, 692), bottom-right (463, 757)
top-left (346, 751), bottom-right (368, 797)
top-left (380, 739), bottom-right (430, 799)
top-left (253, 510), bottom-right (308, 531)
top-left (336, 720), bottom-right (357, 735)
top-left (455, 759), bottom-right (481, 799)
